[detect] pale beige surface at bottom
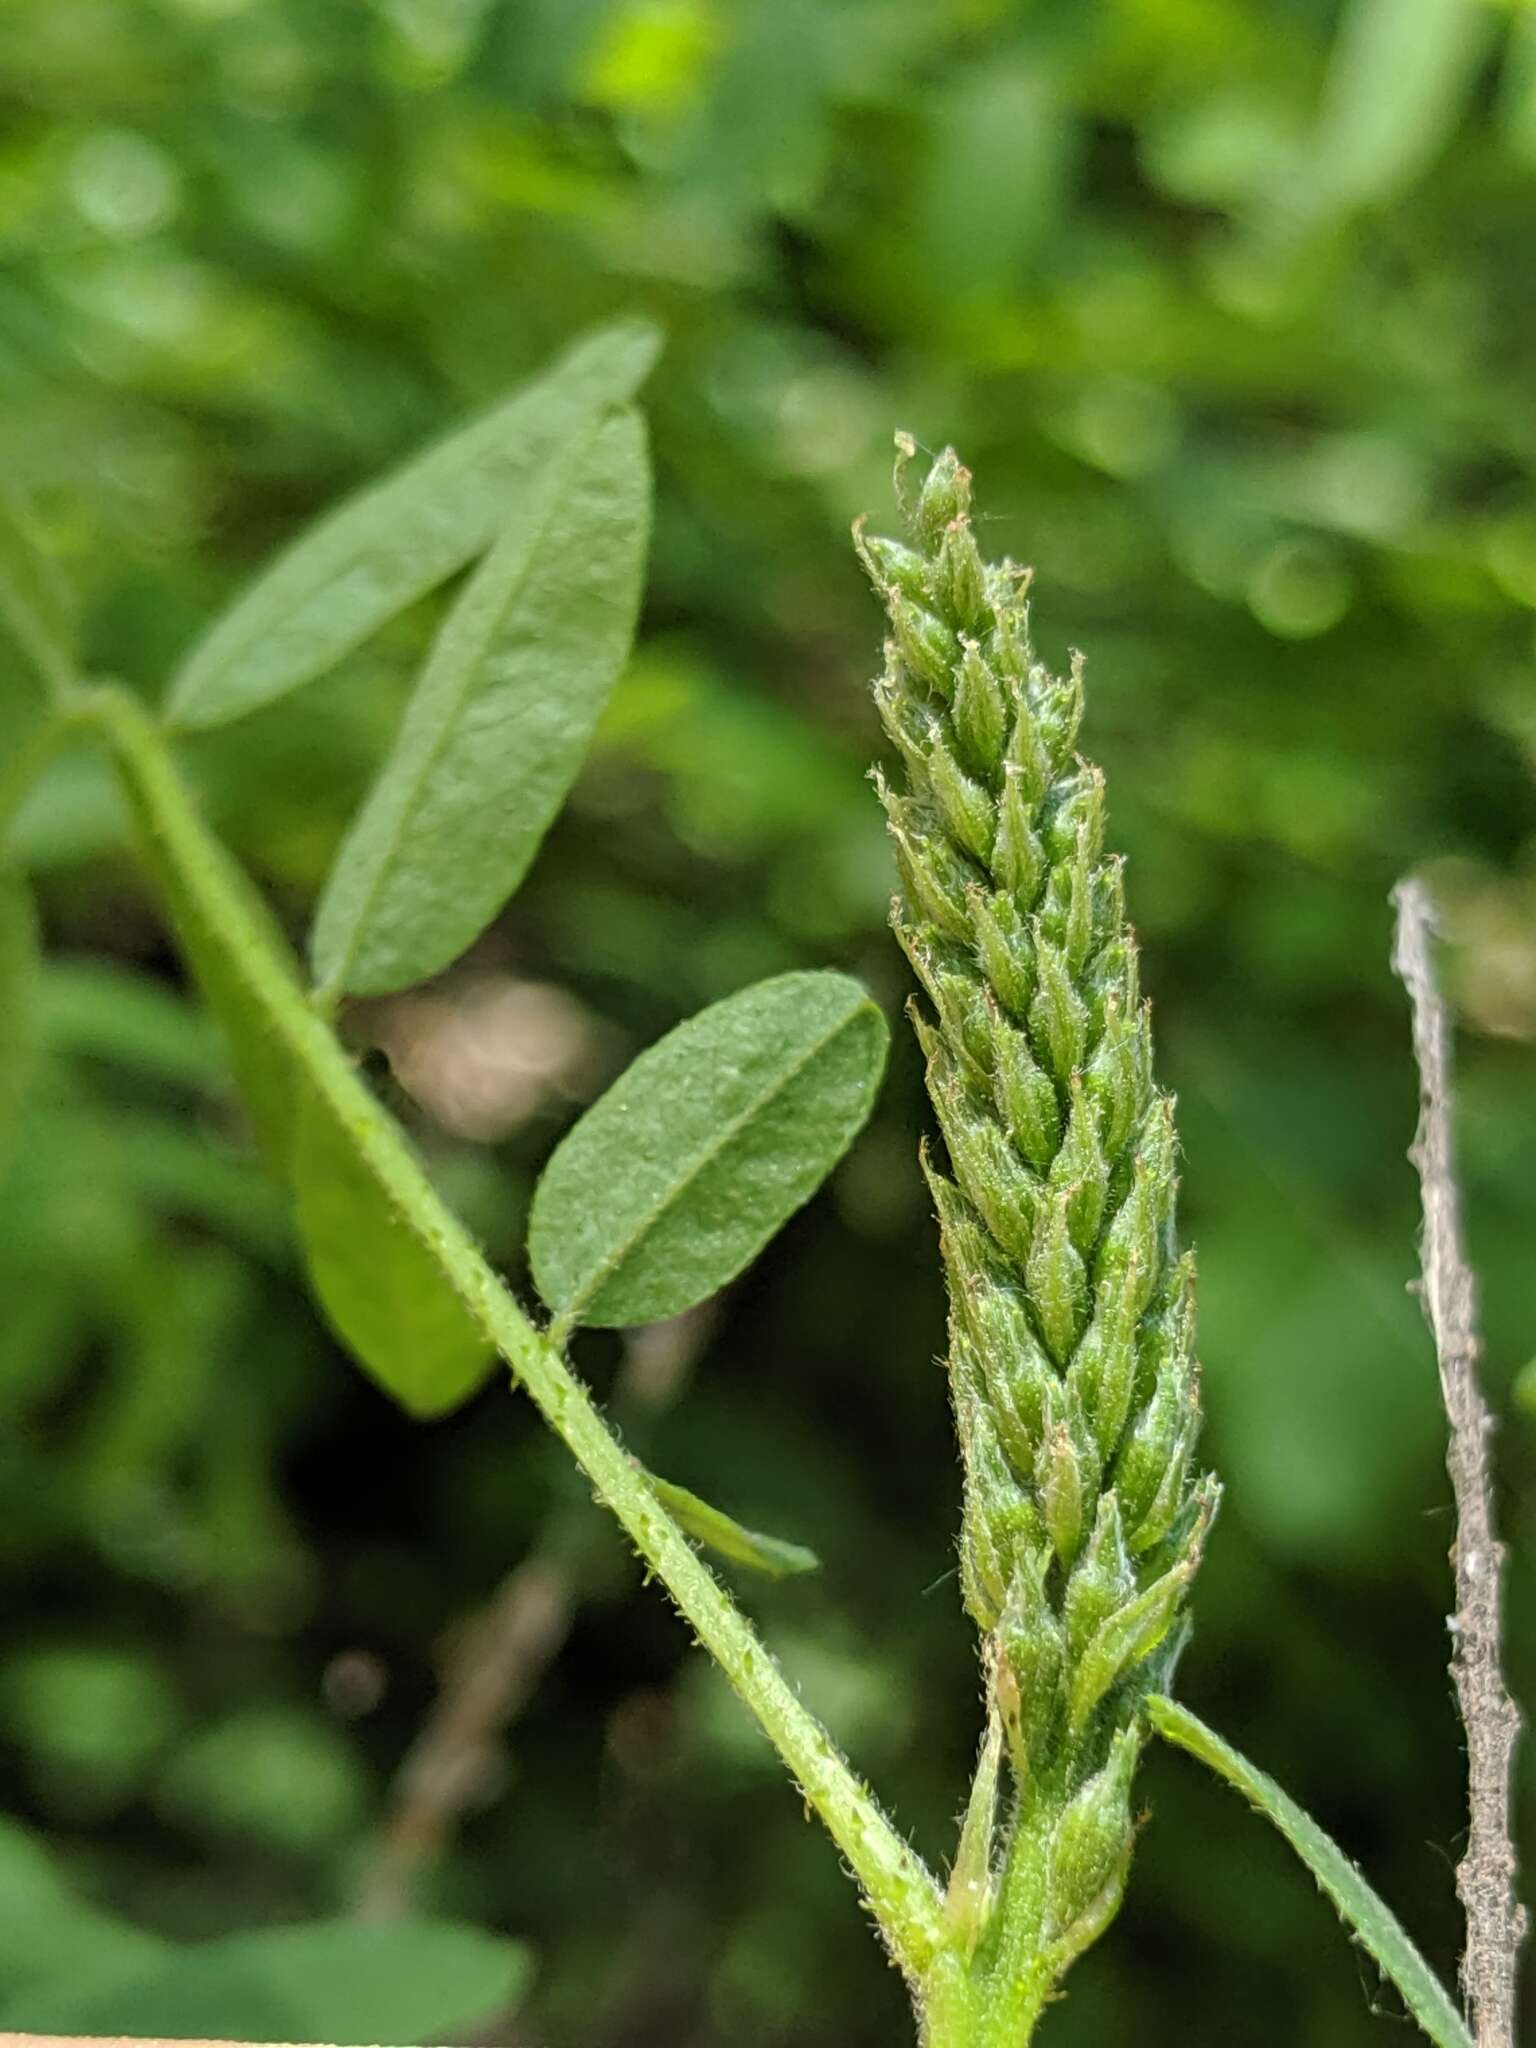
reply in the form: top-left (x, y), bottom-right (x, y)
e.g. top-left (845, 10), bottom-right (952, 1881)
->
top-left (0, 2035), bottom-right (359, 2047)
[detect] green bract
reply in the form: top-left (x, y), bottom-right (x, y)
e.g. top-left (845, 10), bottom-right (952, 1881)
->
top-left (861, 440), bottom-right (1215, 2038)
top-left (646, 1473), bottom-right (820, 1580)
top-left (1147, 1697), bottom-right (1474, 2048)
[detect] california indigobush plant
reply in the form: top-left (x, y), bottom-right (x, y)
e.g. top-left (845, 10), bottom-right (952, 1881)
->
top-left (859, 441), bottom-right (1215, 2037)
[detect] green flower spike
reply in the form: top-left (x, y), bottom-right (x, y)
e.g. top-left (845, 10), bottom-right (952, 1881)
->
top-left (860, 437), bottom-right (1217, 2046)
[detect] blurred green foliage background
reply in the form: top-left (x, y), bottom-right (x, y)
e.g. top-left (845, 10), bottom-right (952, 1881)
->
top-left (2, 0), bottom-right (1535, 2041)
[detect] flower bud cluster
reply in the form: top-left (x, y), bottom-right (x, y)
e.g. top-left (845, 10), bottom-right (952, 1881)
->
top-left (861, 439), bottom-right (1215, 1971)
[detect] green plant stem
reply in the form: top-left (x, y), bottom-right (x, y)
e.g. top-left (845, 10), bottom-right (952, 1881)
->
top-left (917, 1796), bottom-right (1059, 2048)
top-left (66, 679), bottom-right (947, 1988)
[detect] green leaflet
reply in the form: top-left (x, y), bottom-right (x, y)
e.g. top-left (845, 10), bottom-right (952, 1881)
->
top-left (0, 491), bottom-right (75, 703)
top-left (5, 1916), bottom-right (530, 2045)
top-left (37, 957), bottom-right (223, 1093)
top-left (1146, 1696), bottom-right (1473, 2048)
top-left (0, 869), bottom-right (40, 1169)
top-left (99, 687), bottom-right (493, 1416)
top-left (165, 317), bottom-right (661, 731)
top-left (529, 970), bottom-right (888, 1329)
top-left (311, 403), bottom-right (650, 998)
top-left (648, 1471), bottom-right (819, 1578)
top-left (1314, 0), bottom-right (1494, 211)
top-left (0, 1817), bottom-right (168, 2019)
top-left (292, 1083), bottom-right (492, 1416)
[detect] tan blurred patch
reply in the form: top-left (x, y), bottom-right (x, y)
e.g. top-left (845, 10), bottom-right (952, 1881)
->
top-left (377, 977), bottom-right (605, 1140)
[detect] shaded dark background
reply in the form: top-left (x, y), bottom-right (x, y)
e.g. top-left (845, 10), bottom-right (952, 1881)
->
top-left (1, 0), bottom-right (1534, 2042)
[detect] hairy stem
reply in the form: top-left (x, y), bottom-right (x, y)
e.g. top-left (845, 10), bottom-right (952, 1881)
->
top-left (1391, 876), bottom-right (1525, 2048)
top-left (71, 680), bottom-right (947, 1987)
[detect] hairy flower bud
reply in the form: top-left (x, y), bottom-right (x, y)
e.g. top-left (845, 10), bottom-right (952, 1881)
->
top-left (860, 440), bottom-right (1215, 2003)
top-left (952, 640), bottom-right (1009, 779)
top-left (1043, 1726), bottom-right (1140, 1949)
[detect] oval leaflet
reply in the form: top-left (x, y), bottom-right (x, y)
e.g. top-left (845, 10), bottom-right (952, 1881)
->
top-left (530, 970), bottom-right (889, 1329)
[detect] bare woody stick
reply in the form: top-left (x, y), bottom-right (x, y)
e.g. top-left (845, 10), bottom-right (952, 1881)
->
top-left (1391, 876), bottom-right (1526, 2048)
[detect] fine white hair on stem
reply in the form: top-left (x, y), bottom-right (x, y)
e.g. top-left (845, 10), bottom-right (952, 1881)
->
top-left (1390, 875), bottom-right (1526, 2048)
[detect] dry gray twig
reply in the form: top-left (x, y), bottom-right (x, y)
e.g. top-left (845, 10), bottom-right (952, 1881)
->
top-left (1391, 875), bottom-right (1525, 2048)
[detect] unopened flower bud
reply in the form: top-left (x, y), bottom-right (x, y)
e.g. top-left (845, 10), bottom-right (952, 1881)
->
top-left (934, 518), bottom-right (990, 632)
top-left (892, 594), bottom-right (961, 698)
top-left (915, 445), bottom-right (972, 547)
top-left (854, 520), bottom-right (931, 604)
top-left (1043, 1727), bottom-right (1140, 1945)
top-left (952, 640), bottom-right (1009, 780)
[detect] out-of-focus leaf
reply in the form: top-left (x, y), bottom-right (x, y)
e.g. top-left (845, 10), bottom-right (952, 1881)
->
top-left (101, 690), bottom-right (494, 1414)
top-left (108, 1109), bottom-right (291, 1261)
top-left (0, 871), bottom-right (40, 1166)
top-left (0, 493), bottom-right (74, 702)
top-left (1502, 11), bottom-right (1536, 165)
top-left (0, 1818), bottom-right (167, 2016)
top-left (1314, 0), bottom-right (1493, 210)
top-left (311, 404), bottom-right (650, 998)
top-left (157, 1707), bottom-right (367, 1853)
top-left (38, 957), bottom-right (223, 1092)
top-left (647, 1471), bottom-right (819, 1577)
top-left (2, 1646), bottom-right (182, 1809)
top-left (7, 1917), bottom-right (531, 2045)
top-left (80, 1244), bottom-right (252, 1502)
top-left (165, 317), bottom-right (660, 730)
top-left (530, 971), bottom-right (888, 1328)
top-left (913, 56), bottom-right (1076, 303)
top-left (0, 1285), bottom-right (82, 1431)
top-left (1147, 1696), bottom-right (1473, 2048)
top-left (291, 1084), bottom-right (491, 1417)
top-left (2, 741), bottom-right (125, 868)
